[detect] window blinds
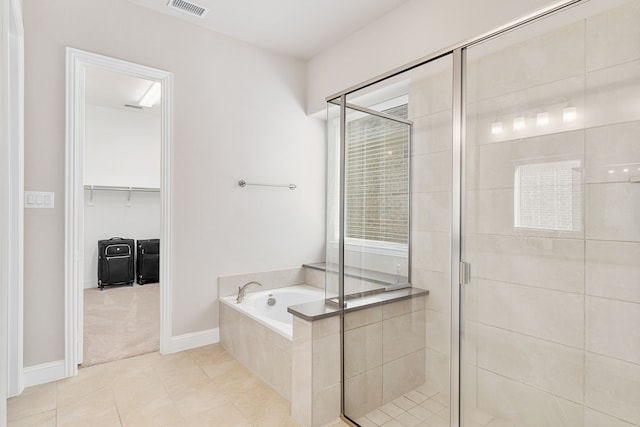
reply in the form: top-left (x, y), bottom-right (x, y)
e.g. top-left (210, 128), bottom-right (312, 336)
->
top-left (345, 105), bottom-right (410, 245)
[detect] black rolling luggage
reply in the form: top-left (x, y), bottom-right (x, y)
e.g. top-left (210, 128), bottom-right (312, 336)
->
top-left (97, 237), bottom-right (135, 290)
top-left (136, 239), bottom-right (159, 285)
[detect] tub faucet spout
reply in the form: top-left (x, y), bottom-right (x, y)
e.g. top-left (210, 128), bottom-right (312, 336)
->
top-left (236, 281), bottom-right (262, 303)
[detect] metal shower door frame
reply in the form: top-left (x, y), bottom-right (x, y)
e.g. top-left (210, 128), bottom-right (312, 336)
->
top-left (328, 1), bottom-right (587, 425)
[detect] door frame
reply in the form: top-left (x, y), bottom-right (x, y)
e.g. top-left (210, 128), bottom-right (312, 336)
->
top-left (64, 48), bottom-right (173, 377)
top-left (3, 0), bottom-right (24, 402)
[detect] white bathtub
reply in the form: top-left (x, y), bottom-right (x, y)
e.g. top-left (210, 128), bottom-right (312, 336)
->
top-left (220, 284), bottom-right (324, 340)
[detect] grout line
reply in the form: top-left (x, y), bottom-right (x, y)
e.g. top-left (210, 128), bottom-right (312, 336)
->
top-left (476, 367), bottom-right (584, 406)
top-left (582, 51), bottom-right (588, 416)
top-left (110, 384), bottom-right (124, 427)
top-left (474, 322), bottom-right (584, 352)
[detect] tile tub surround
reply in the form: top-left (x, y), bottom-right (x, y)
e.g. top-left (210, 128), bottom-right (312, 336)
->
top-left (292, 316), bottom-right (341, 427)
top-left (217, 266), bottom-right (317, 299)
top-left (345, 296), bottom-right (427, 418)
top-left (217, 265), bottom-right (323, 400)
top-left (291, 293), bottom-right (428, 427)
top-left (219, 282), bottom-right (325, 401)
top-left (220, 300), bottom-right (294, 401)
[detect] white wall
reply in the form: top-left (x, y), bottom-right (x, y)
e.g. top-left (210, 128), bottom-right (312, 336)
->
top-left (22, 0), bottom-right (325, 367)
top-left (85, 105), bottom-right (160, 188)
top-left (306, 0), bottom-right (558, 115)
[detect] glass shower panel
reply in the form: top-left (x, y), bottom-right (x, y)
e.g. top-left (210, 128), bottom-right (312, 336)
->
top-left (340, 54), bottom-right (454, 426)
top-left (326, 98), bottom-right (342, 302)
top-left (462, 1), bottom-right (640, 425)
top-left (342, 105), bottom-right (411, 296)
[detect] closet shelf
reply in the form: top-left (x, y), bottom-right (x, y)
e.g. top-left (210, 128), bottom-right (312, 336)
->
top-left (84, 185), bottom-right (160, 206)
top-left (83, 185), bottom-right (160, 192)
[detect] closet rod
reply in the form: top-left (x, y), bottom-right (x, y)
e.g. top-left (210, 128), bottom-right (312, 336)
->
top-left (83, 185), bottom-right (160, 192)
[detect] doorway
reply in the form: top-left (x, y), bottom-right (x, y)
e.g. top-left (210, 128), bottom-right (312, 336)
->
top-left (65, 48), bottom-right (173, 377)
top-left (81, 66), bottom-right (162, 367)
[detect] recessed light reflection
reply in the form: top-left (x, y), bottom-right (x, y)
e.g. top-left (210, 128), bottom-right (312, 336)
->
top-left (563, 107), bottom-right (577, 123)
top-left (491, 122), bottom-right (503, 135)
top-left (623, 168), bottom-right (629, 173)
top-left (536, 112), bottom-right (549, 127)
top-left (513, 117), bottom-right (526, 131)
top-left (608, 170), bottom-right (615, 174)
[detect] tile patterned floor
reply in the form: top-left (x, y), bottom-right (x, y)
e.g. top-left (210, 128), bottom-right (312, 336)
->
top-left (7, 344), bottom-right (350, 427)
top-left (355, 385), bottom-right (510, 427)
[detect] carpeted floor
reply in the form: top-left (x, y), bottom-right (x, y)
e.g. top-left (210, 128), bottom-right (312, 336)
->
top-left (82, 283), bottom-right (159, 367)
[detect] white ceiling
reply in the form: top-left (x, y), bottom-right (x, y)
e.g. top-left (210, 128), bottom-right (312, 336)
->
top-left (85, 66), bottom-right (161, 115)
top-left (126, 0), bottom-right (411, 59)
top-left (86, 1), bottom-right (410, 112)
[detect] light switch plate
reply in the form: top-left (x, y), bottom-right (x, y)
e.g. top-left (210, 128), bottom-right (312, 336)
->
top-left (25, 191), bottom-right (55, 209)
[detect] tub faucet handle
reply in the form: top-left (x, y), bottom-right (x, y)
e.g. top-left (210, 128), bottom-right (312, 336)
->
top-left (236, 281), bottom-right (262, 303)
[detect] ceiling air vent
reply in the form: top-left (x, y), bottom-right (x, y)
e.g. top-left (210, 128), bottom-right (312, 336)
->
top-left (167, 0), bottom-right (208, 18)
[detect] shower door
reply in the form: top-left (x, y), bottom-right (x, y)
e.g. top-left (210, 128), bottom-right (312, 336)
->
top-left (335, 54), bottom-right (455, 427)
top-left (461, 0), bottom-right (640, 425)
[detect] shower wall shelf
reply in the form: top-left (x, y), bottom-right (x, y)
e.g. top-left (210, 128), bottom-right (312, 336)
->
top-left (238, 180), bottom-right (296, 190)
top-left (84, 184), bottom-right (160, 206)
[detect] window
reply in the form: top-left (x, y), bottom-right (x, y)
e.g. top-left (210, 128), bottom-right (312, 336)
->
top-left (514, 160), bottom-right (582, 231)
top-left (345, 104), bottom-right (410, 246)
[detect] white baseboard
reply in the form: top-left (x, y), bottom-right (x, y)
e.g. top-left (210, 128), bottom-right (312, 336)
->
top-left (23, 360), bottom-right (66, 388)
top-left (22, 330), bottom-right (219, 388)
top-left (166, 328), bottom-right (219, 354)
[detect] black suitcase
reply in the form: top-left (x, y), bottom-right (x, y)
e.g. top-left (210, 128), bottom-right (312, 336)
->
top-left (97, 237), bottom-right (135, 290)
top-left (136, 239), bottom-right (159, 285)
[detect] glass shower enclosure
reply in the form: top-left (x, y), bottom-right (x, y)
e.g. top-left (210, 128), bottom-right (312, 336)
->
top-left (328, 0), bottom-right (640, 426)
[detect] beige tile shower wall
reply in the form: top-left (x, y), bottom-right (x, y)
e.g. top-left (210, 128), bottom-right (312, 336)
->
top-left (465, 2), bottom-right (640, 426)
top-left (343, 297), bottom-right (426, 419)
top-left (408, 64), bottom-right (453, 406)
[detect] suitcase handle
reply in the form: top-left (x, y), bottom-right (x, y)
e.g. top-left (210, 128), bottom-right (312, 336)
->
top-left (105, 244), bottom-right (131, 257)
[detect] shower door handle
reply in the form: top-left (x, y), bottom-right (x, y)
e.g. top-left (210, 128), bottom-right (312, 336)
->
top-left (459, 261), bottom-right (471, 286)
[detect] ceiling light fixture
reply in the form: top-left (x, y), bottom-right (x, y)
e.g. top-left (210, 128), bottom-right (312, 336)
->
top-left (139, 82), bottom-right (161, 107)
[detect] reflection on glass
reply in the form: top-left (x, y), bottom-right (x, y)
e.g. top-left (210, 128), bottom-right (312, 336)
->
top-left (464, 1), bottom-right (640, 426)
top-left (346, 105), bottom-right (409, 247)
top-left (344, 104), bottom-right (410, 292)
top-left (514, 160), bottom-right (582, 231)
